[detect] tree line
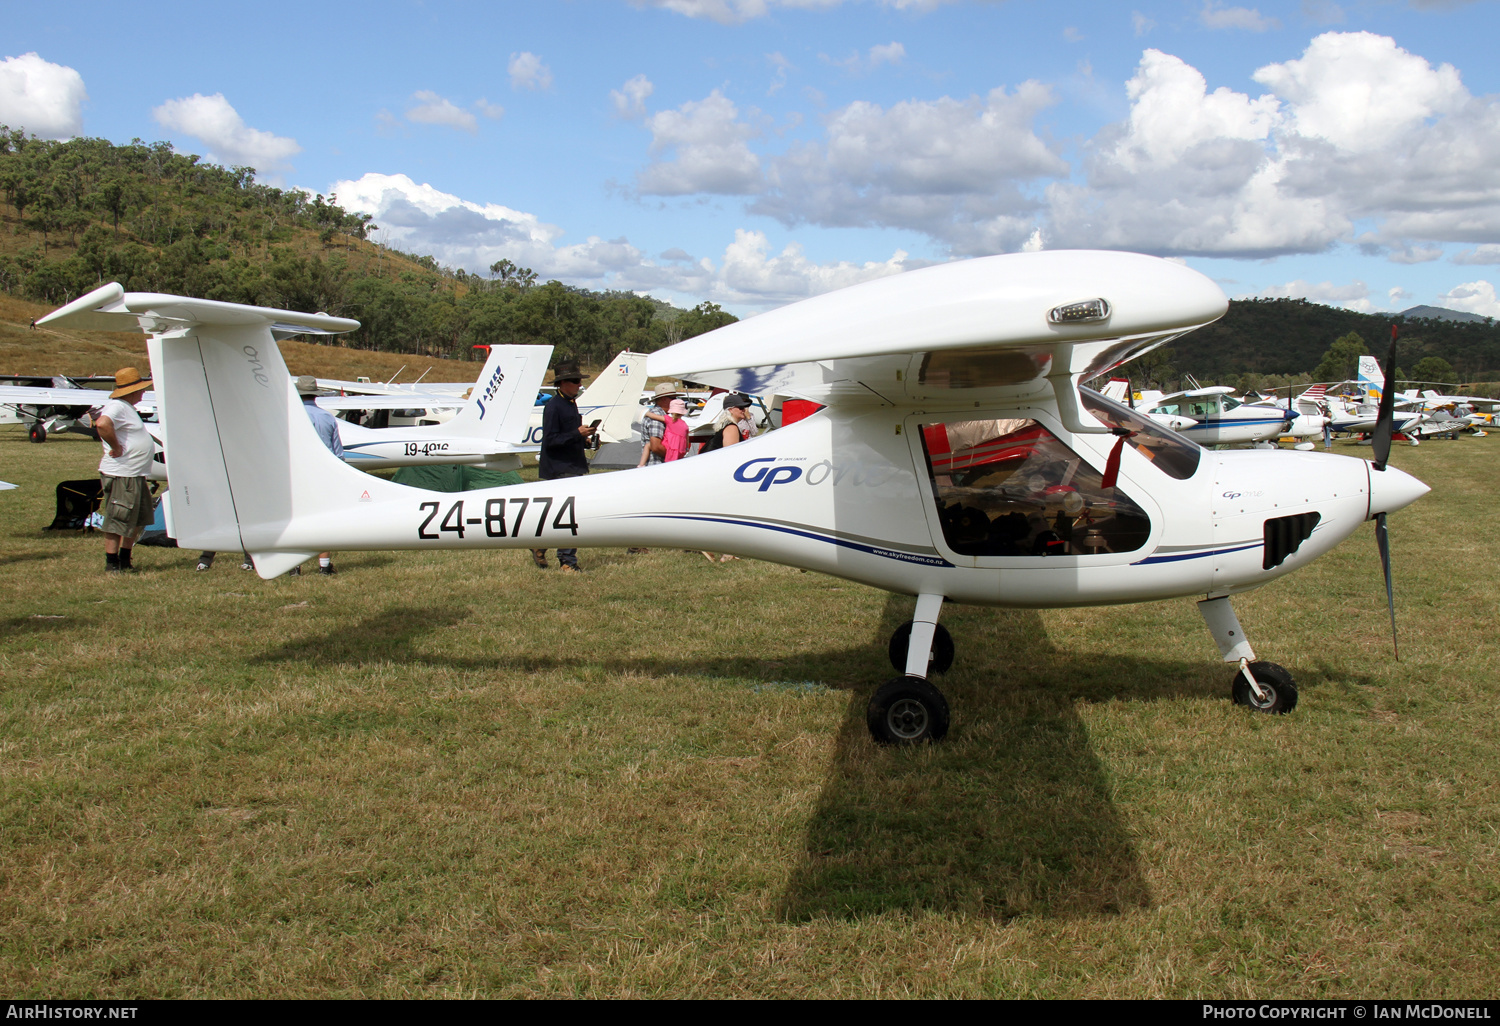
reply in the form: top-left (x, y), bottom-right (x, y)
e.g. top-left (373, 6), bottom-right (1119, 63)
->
top-left (0, 128), bottom-right (735, 365)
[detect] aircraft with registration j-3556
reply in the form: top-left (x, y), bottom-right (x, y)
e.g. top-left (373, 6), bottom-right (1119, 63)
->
top-left (38, 251), bottom-right (1431, 744)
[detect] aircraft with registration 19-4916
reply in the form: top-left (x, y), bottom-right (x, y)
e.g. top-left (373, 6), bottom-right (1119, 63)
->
top-left (38, 251), bottom-right (1430, 745)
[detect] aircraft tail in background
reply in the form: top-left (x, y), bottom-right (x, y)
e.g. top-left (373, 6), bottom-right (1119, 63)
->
top-left (581, 351), bottom-right (650, 443)
top-left (1358, 355), bottom-right (1384, 402)
top-left (438, 344), bottom-right (552, 443)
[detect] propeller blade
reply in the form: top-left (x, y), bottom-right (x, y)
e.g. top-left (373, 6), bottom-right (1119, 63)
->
top-left (1372, 324), bottom-right (1399, 470)
top-left (1374, 511), bottom-right (1400, 660)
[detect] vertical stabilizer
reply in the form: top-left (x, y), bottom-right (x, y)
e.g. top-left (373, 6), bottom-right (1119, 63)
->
top-left (159, 323), bottom-right (407, 577)
top-left (1358, 355), bottom-right (1384, 402)
top-left (583, 351), bottom-right (650, 443)
top-left (440, 344), bottom-right (552, 443)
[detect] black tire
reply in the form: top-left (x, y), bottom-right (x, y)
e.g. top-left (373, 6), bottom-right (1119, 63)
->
top-left (1231, 661), bottom-right (1298, 714)
top-left (28, 423), bottom-right (46, 443)
top-left (887, 620), bottom-right (955, 675)
top-left (867, 676), bottom-right (950, 744)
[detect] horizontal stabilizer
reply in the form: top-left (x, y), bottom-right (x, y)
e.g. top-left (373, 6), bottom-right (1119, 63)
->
top-left (38, 282), bottom-right (359, 336)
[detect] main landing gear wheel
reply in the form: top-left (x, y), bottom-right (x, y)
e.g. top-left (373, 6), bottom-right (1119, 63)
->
top-left (867, 676), bottom-right (950, 744)
top-left (28, 423), bottom-right (46, 443)
top-left (888, 621), bottom-right (954, 675)
top-left (1232, 661), bottom-right (1298, 714)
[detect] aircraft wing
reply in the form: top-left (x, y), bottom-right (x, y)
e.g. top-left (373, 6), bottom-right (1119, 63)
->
top-left (0, 385), bottom-right (112, 407)
top-left (314, 377), bottom-right (473, 398)
top-left (314, 394), bottom-right (465, 411)
top-left (647, 251), bottom-right (1227, 414)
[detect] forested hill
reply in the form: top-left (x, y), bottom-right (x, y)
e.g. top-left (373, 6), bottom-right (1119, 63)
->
top-left (0, 128), bottom-right (735, 366)
top-left (1173, 298), bottom-right (1500, 382)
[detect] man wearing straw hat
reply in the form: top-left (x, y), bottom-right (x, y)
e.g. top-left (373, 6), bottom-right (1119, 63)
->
top-left (95, 367), bottom-right (156, 573)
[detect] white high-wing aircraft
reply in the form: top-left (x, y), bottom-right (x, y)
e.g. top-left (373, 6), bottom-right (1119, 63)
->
top-left (40, 253), bottom-right (1430, 744)
top-left (317, 349), bottom-right (649, 443)
top-left (311, 343), bottom-right (550, 470)
top-left (1138, 386), bottom-right (1296, 445)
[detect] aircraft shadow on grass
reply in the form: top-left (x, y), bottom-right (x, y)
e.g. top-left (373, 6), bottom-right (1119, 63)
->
top-left (249, 596), bottom-right (1279, 922)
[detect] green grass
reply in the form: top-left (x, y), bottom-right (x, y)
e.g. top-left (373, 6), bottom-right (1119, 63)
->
top-left (2, 427), bottom-right (1497, 997)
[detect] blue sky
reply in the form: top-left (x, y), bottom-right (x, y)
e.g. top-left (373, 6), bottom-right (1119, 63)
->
top-left (5, 0), bottom-right (1500, 317)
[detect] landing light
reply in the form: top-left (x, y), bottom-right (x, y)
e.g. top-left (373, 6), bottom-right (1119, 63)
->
top-left (1048, 298), bottom-right (1110, 324)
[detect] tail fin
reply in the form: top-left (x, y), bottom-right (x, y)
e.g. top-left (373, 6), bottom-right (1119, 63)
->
top-left (581, 351), bottom-right (649, 443)
top-left (441, 344), bottom-right (552, 443)
top-left (1098, 378), bottom-right (1130, 403)
top-left (40, 284), bottom-right (381, 578)
top-left (1358, 355), bottom-right (1384, 402)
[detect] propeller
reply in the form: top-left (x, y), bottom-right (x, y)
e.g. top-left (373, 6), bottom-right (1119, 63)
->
top-left (1371, 324), bottom-right (1401, 659)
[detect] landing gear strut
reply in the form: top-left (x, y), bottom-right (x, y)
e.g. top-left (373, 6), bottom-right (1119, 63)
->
top-left (1198, 596), bottom-right (1298, 714)
top-left (868, 593), bottom-right (951, 744)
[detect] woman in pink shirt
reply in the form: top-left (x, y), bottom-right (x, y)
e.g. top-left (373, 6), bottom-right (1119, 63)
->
top-left (663, 399), bottom-right (690, 461)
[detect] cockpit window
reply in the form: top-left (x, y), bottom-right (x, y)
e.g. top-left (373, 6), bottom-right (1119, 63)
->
top-left (1080, 387), bottom-right (1202, 481)
top-left (920, 418), bottom-right (1152, 557)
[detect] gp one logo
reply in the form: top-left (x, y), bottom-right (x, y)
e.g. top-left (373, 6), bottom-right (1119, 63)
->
top-left (475, 365), bottom-right (506, 419)
top-left (242, 345), bottom-right (270, 388)
top-left (735, 457), bottom-right (802, 491)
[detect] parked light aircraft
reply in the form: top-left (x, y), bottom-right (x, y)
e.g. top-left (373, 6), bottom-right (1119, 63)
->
top-left (0, 374), bottom-right (114, 442)
top-left (40, 254), bottom-right (1430, 744)
top-left (309, 343), bottom-right (550, 470)
top-left (1137, 386), bottom-right (1295, 446)
top-left (323, 351), bottom-right (650, 445)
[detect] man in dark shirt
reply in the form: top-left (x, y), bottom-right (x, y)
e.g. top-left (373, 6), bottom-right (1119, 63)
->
top-left (533, 362), bottom-right (595, 573)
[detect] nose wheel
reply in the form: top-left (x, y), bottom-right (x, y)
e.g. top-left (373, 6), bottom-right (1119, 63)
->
top-left (1232, 661), bottom-right (1298, 714)
top-left (867, 676), bottom-right (950, 744)
top-left (869, 594), bottom-right (953, 744)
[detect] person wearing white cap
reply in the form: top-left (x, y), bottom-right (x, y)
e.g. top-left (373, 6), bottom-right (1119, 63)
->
top-left (96, 367), bottom-right (156, 573)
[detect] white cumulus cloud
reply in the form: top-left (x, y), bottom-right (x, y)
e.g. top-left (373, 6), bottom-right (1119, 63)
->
top-left (152, 93), bottom-right (301, 172)
top-left (1453, 244), bottom-right (1500, 265)
top-left (509, 52), bottom-right (553, 91)
top-left (611, 74), bottom-right (654, 119)
top-left (1046, 32), bottom-right (1500, 260)
top-left (328, 171), bottom-right (910, 310)
top-left (1258, 279), bottom-right (1371, 308)
top-left (0, 52), bottom-right (87, 139)
top-left (405, 91), bottom-right (478, 133)
top-left (1436, 280), bottom-right (1500, 318)
top-left (718, 229), bottom-right (909, 304)
top-left (637, 90), bottom-right (763, 196)
top-left (752, 82), bottom-right (1067, 254)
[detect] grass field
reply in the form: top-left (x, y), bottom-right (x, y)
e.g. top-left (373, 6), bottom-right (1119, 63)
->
top-left (1, 425), bottom-right (1497, 998)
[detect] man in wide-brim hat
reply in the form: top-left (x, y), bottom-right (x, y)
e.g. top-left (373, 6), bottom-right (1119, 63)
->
top-left (531, 362), bottom-right (595, 573)
top-left (95, 367), bottom-right (156, 573)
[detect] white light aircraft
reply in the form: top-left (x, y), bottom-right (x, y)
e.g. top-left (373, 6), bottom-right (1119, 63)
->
top-left (1137, 386), bottom-right (1296, 446)
top-left (312, 343), bottom-right (550, 471)
top-left (40, 252), bottom-right (1430, 745)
